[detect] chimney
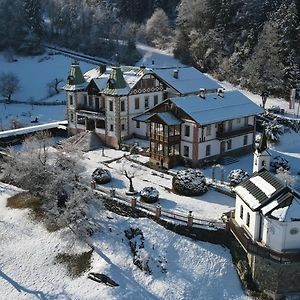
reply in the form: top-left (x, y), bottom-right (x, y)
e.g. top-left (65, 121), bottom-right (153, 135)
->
top-left (217, 88), bottom-right (224, 98)
top-left (173, 69), bottom-right (179, 79)
top-left (140, 64), bottom-right (146, 69)
top-left (100, 64), bottom-right (106, 74)
top-left (199, 88), bottom-right (206, 99)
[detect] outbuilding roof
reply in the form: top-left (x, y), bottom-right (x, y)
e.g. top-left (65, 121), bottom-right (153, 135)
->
top-left (170, 91), bottom-right (264, 125)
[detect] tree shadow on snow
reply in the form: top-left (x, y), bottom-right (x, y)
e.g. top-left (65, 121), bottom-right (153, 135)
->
top-left (92, 247), bottom-right (159, 300)
top-left (0, 270), bottom-right (70, 300)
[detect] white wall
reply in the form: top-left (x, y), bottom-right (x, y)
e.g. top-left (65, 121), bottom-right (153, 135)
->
top-left (128, 92), bottom-right (164, 137)
top-left (235, 196), bottom-right (261, 241)
top-left (262, 217), bottom-right (300, 252)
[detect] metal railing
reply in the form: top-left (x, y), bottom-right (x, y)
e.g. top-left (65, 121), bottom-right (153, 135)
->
top-left (216, 125), bottom-right (254, 139)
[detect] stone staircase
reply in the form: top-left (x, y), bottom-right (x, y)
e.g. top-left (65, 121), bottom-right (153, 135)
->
top-left (219, 156), bottom-right (239, 166)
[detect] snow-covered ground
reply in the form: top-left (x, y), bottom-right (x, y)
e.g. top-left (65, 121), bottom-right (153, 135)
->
top-left (0, 103), bottom-right (65, 130)
top-left (0, 53), bottom-right (94, 103)
top-left (82, 151), bottom-right (235, 221)
top-left (0, 182), bottom-right (249, 300)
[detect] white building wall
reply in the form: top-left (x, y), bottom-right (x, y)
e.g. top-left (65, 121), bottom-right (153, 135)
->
top-left (262, 217), bottom-right (300, 252)
top-left (181, 141), bottom-right (193, 159)
top-left (128, 92), bottom-right (164, 137)
top-left (235, 196), bottom-right (261, 241)
top-left (198, 133), bottom-right (253, 160)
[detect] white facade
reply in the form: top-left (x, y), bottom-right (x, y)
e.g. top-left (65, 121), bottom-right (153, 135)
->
top-left (253, 150), bottom-right (271, 173)
top-left (261, 217), bottom-right (300, 252)
top-left (235, 195), bottom-right (261, 241)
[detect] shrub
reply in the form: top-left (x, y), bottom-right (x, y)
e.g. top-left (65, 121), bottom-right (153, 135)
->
top-left (140, 187), bottom-right (159, 203)
top-left (228, 169), bottom-right (249, 186)
top-left (92, 168), bottom-right (112, 184)
top-left (172, 169), bottom-right (208, 196)
top-left (270, 156), bottom-right (290, 172)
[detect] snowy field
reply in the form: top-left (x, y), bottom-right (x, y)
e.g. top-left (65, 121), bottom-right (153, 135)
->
top-left (0, 52), bottom-right (94, 130)
top-left (0, 182), bottom-right (249, 300)
top-left (0, 103), bottom-right (65, 130)
top-left (0, 52), bottom-right (94, 103)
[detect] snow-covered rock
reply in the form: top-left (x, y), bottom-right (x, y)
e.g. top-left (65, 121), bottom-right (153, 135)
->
top-left (91, 168), bottom-right (112, 184)
top-left (172, 169), bottom-right (208, 196)
top-left (228, 169), bottom-right (249, 186)
top-left (140, 187), bottom-right (159, 203)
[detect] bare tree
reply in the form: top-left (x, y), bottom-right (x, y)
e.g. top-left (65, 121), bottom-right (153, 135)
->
top-left (0, 72), bottom-right (20, 102)
top-left (47, 78), bottom-right (64, 97)
top-left (119, 157), bottom-right (140, 195)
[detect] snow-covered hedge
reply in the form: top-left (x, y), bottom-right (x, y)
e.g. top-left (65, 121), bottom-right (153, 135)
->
top-left (172, 169), bottom-right (208, 196)
top-left (270, 156), bottom-right (290, 172)
top-left (228, 169), bottom-right (249, 186)
top-left (140, 187), bottom-right (159, 203)
top-left (92, 168), bottom-right (112, 184)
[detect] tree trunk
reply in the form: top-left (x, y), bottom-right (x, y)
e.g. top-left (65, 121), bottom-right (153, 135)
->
top-left (128, 178), bottom-right (134, 192)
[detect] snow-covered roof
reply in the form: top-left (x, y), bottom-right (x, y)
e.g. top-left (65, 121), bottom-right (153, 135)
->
top-left (153, 67), bottom-right (221, 94)
top-left (235, 169), bottom-right (300, 222)
top-left (84, 66), bottom-right (149, 96)
top-left (235, 169), bottom-right (285, 210)
top-left (170, 91), bottom-right (264, 125)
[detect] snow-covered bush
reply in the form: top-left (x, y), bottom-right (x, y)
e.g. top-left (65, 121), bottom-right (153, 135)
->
top-left (92, 168), bottom-right (112, 184)
top-left (275, 168), bottom-right (296, 186)
top-left (263, 121), bottom-right (284, 143)
top-left (140, 187), bottom-right (159, 203)
top-left (270, 156), bottom-right (290, 172)
top-left (228, 169), bottom-right (249, 186)
top-left (172, 169), bottom-right (208, 196)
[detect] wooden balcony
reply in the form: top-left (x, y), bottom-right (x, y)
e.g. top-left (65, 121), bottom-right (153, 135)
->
top-left (150, 133), bottom-right (181, 144)
top-left (229, 218), bottom-right (300, 263)
top-left (76, 107), bottom-right (106, 119)
top-left (216, 125), bottom-right (254, 140)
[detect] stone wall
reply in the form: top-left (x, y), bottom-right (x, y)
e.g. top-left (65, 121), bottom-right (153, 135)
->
top-left (249, 254), bottom-right (300, 299)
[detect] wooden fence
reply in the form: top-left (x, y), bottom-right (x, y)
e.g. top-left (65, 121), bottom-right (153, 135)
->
top-left (91, 182), bottom-right (225, 231)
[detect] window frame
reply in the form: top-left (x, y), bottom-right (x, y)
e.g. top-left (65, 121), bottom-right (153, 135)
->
top-left (184, 125), bottom-right (190, 137)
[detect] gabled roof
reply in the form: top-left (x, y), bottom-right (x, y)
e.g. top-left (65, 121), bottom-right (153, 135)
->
top-left (153, 66), bottom-right (221, 95)
top-left (84, 66), bottom-right (149, 96)
top-left (149, 112), bottom-right (182, 126)
top-left (170, 91), bottom-right (264, 125)
top-left (235, 169), bottom-right (300, 222)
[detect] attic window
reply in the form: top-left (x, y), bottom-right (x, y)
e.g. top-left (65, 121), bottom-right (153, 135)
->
top-left (108, 79), bottom-right (115, 89)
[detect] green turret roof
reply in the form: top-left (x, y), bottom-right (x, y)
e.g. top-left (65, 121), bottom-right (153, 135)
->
top-left (68, 62), bottom-right (85, 85)
top-left (109, 67), bottom-right (127, 89)
top-left (257, 127), bottom-right (268, 153)
top-left (63, 61), bottom-right (88, 91)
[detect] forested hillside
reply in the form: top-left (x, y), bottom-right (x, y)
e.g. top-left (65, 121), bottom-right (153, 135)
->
top-left (0, 0), bottom-right (299, 97)
top-left (175, 0), bottom-right (300, 97)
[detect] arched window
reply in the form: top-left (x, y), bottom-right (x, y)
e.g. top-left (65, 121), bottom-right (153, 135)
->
top-left (246, 213), bottom-right (250, 227)
top-left (240, 205), bottom-right (244, 219)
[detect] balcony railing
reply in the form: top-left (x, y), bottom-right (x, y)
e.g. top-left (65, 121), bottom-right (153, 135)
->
top-left (77, 105), bottom-right (106, 114)
top-left (150, 133), bottom-right (181, 143)
top-left (77, 107), bottom-right (106, 119)
top-left (216, 125), bottom-right (254, 139)
top-left (229, 218), bottom-right (300, 263)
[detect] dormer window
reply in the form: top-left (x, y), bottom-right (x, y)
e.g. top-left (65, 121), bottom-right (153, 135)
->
top-left (108, 78), bottom-right (115, 89)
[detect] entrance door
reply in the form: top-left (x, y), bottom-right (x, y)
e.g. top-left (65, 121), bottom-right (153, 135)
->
top-left (86, 118), bottom-right (95, 131)
top-left (220, 141), bottom-right (226, 154)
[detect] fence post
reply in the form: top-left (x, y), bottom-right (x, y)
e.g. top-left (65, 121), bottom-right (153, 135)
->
top-left (110, 187), bottom-right (115, 198)
top-left (187, 211), bottom-right (193, 227)
top-left (221, 167), bottom-right (225, 184)
top-left (156, 205), bottom-right (161, 219)
top-left (131, 196), bottom-right (137, 209)
top-left (91, 180), bottom-right (96, 189)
